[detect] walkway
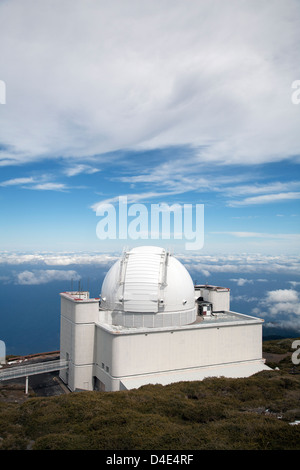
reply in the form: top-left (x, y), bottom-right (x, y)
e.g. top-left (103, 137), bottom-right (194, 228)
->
top-left (0, 359), bottom-right (68, 382)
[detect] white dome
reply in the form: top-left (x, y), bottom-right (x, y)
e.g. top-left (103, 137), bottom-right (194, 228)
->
top-left (100, 246), bottom-right (196, 328)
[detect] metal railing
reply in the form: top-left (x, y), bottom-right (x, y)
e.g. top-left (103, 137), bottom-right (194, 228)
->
top-left (0, 359), bottom-right (69, 382)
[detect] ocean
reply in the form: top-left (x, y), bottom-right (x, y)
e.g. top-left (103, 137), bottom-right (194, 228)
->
top-left (0, 263), bottom-right (107, 356)
top-left (0, 260), bottom-right (299, 356)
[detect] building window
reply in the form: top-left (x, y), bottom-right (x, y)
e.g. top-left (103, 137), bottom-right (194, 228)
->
top-left (101, 362), bottom-right (104, 369)
top-left (106, 366), bottom-right (109, 373)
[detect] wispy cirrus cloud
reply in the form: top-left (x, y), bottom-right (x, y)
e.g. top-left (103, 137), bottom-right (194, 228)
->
top-left (63, 164), bottom-right (100, 177)
top-left (0, 175), bottom-right (69, 191)
top-left (224, 181), bottom-right (300, 207)
top-left (225, 181), bottom-right (300, 197)
top-left (29, 182), bottom-right (68, 191)
top-left (0, 177), bottom-right (36, 187)
top-left (90, 190), bottom-right (183, 211)
top-left (110, 157), bottom-right (300, 210)
top-left (227, 191), bottom-right (300, 207)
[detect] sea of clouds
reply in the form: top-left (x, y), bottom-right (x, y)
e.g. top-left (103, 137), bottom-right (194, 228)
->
top-left (0, 250), bottom-right (299, 336)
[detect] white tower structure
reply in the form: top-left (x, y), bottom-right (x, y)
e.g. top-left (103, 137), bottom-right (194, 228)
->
top-left (59, 246), bottom-right (269, 392)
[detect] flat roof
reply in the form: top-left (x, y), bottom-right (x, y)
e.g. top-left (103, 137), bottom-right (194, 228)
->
top-left (194, 285), bottom-right (230, 291)
top-left (60, 292), bottom-right (100, 303)
top-left (96, 310), bottom-right (264, 336)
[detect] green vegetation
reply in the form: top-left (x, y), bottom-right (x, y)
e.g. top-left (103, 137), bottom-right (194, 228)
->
top-left (0, 338), bottom-right (299, 450)
top-left (263, 337), bottom-right (298, 355)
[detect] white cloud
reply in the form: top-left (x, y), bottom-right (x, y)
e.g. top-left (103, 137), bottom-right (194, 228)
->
top-left (16, 269), bottom-right (81, 285)
top-left (226, 182), bottom-right (300, 197)
top-left (228, 192), bottom-right (300, 207)
top-left (28, 183), bottom-right (68, 191)
top-left (0, 0), bottom-right (299, 167)
top-left (1, 251), bottom-right (300, 279)
top-left (0, 252), bottom-right (118, 266)
top-left (211, 231), bottom-right (300, 241)
top-left (113, 162), bottom-right (300, 209)
top-left (42, 253), bottom-right (118, 266)
top-left (230, 278), bottom-right (254, 286)
top-left (200, 269), bottom-right (211, 278)
top-left (268, 301), bottom-right (300, 316)
top-left (254, 288), bottom-right (300, 331)
top-left (178, 252), bottom-right (300, 275)
top-left (90, 191), bottom-right (181, 211)
top-left (113, 160), bottom-right (252, 200)
top-left (0, 176), bottom-right (68, 191)
top-left (0, 177), bottom-right (35, 187)
top-left (225, 182), bottom-right (300, 207)
top-left (231, 294), bottom-right (259, 303)
top-left (265, 289), bottom-right (299, 304)
top-left (63, 164), bottom-right (100, 177)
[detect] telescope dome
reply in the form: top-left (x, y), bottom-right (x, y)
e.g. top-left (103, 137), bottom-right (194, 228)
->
top-left (100, 246), bottom-right (196, 328)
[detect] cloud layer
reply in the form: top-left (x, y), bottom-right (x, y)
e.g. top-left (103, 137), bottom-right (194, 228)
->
top-left (1, 251), bottom-right (299, 276)
top-left (0, 252), bottom-right (118, 266)
top-left (1, 251), bottom-right (299, 332)
top-left (253, 288), bottom-right (300, 331)
top-left (16, 269), bottom-right (81, 285)
top-left (178, 252), bottom-right (300, 276)
top-left (0, 0), bottom-right (299, 167)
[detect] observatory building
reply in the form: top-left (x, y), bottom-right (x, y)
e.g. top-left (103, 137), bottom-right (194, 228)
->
top-left (59, 246), bottom-right (269, 392)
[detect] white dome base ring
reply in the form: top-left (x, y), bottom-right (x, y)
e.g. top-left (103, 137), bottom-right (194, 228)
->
top-left (111, 307), bottom-right (196, 329)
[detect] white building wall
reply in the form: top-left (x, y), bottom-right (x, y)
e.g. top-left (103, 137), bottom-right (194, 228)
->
top-left (93, 364), bottom-right (120, 392)
top-left (200, 288), bottom-right (230, 312)
top-left (59, 293), bottom-right (99, 391)
top-left (72, 364), bottom-right (94, 391)
top-left (60, 291), bottom-right (265, 393)
top-left (95, 326), bottom-right (113, 373)
top-left (94, 320), bottom-right (263, 386)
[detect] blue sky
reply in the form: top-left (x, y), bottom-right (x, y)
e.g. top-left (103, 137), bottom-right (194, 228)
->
top-left (0, 151), bottom-right (299, 254)
top-left (0, 0), bottom-right (299, 256)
